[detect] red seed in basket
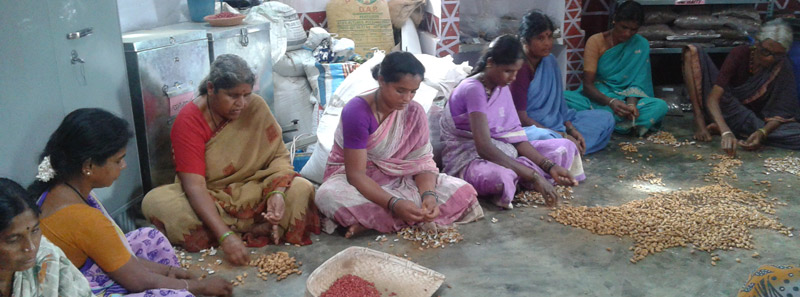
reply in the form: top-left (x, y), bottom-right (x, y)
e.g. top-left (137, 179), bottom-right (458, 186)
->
top-left (208, 12), bottom-right (239, 19)
top-left (320, 274), bottom-right (380, 297)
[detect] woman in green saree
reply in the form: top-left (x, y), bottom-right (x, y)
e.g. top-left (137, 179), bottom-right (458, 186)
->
top-left (564, 0), bottom-right (668, 136)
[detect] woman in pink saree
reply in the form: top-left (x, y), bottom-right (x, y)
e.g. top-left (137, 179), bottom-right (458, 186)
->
top-left (315, 52), bottom-right (484, 238)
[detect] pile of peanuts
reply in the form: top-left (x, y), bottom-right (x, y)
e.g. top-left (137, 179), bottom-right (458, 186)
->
top-left (764, 156), bottom-right (800, 176)
top-left (549, 182), bottom-right (792, 263)
top-left (636, 172), bottom-right (665, 186)
top-left (248, 251), bottom-right (302, 282)
top-left (706, 154), bottom-right (742, 181)
top-left (646, 131), bottom-right (678, 145)
top-left (513, 186), bottom-right (574, 207)
top-left (397, 226), bottom-right (463, 249)
top-left (619, 142), bottom-right (639, 153)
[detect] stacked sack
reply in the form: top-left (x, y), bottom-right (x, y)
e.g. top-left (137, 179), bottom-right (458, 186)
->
top-left (638, 6), bottom-right (760, 49)
top-left (249, 2), bottom-right (314, 141)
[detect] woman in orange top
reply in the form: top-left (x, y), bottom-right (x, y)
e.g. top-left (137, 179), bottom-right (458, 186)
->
top-left (30, 108), bottom-right (232, 297)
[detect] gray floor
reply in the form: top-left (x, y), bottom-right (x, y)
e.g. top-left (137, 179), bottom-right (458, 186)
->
top-left (187, 114), bottom-right (799, 297)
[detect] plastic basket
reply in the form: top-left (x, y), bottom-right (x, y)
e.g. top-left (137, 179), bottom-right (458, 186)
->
top-left (305, 247), bottom-right (445, 297)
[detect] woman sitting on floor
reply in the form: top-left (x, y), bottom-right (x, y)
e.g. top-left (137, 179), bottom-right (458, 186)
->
top-left (440, 35), bottom-right (583, 210)
top-left (30, 109), bottom-right (232, 297)
top-left (0, 178), bottom-right (93, 297)
top-left (143, 54), bottom-right (320, 266)
top-left (315, 51), bottom-right (484, 238)
top-left (737, 264), bottom-right (799, 296)
top-left (510, 10), bottom-right (615, 155)
top-left (682, 19), bottom-right (800, 153)
top-left (563, 0), bottom-right (668, 137)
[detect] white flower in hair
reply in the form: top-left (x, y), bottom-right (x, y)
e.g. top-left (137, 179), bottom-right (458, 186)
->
top-left (36, 156), bottom-right (56, 182)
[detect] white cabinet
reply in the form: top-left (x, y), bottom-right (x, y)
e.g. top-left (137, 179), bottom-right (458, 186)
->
top-left (0, 0), bottom-right (143, 231)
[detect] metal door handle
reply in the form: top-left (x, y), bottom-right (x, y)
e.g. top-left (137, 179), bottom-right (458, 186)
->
top-left (70, 50), bottom-right (85, 64)
top-left (67, 27), bottom-right (93, 40)
top-left (239, 28), bottom-right (249, 47)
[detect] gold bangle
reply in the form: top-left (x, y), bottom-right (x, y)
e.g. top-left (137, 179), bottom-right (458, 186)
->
top-left (757, 128), bottom-right (768, 137)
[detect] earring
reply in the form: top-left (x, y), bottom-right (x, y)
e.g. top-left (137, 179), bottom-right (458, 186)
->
top-left (85, 171), bottom-right (91, 176)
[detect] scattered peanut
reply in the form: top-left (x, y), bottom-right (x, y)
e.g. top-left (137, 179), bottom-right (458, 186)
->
top-left (549, 183), bottom-right (790, 263)
top-left (248, 251), bottom-right (302, 281)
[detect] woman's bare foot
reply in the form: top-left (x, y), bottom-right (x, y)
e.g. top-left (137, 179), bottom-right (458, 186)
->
top-left (250, 222), bottom-right (272, 237)
top-left (693, 122), bottom-right (712, 142)
top-left (250, 222), bottom-right (280, 244)
top-left (706, 123), bottom-right (720, 135)
top-left (345, 223), bottom-right (367, 239)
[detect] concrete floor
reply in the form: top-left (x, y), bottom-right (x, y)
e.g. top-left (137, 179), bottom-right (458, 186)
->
top-left (186, 114), bottom-right (800, 297)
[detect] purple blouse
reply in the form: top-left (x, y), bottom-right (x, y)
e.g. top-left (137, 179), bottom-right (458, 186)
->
top-left (341, 97), bottom-right (378, 149)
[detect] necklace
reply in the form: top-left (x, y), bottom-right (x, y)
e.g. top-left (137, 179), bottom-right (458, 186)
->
top-left (64, 182), bottom-right (89, 205)
top-left (478, 74), bottom-right (493, 98)
top-left (373, 90), bottom-right (385, 123)
top-left (206, 95), bottom-right (220, 130)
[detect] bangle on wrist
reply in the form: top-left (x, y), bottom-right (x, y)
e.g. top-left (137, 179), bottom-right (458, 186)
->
top-left (389, 197), bottom-right (402, 214)
top-left (539, 159), bottom-right (556, 173)
top-left (421, 190), bottom-right (440, 203)
top-left (722, 131), bottom-right (734, 137)
top-left (757, 128), bottom-right (768, 137)
top-left (267, 191), bottom-right (285, 200)
top-left (218, 230), bottom-right (235, 245)
top-left (182, 279), bottom-right (190, 291)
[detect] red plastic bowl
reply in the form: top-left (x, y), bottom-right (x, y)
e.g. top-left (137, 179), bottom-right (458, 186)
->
top-left (204, 13), bottom-right (245, 27)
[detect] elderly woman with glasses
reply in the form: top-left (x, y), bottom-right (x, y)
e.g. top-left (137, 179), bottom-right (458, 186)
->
top-left (682, 19), bottom-right (800, 154)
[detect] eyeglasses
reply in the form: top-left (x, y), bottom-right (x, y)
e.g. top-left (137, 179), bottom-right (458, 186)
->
top-left (757, 44), bottom-right (786, 59)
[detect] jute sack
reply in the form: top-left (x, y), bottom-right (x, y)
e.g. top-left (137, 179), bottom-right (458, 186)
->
top-left (326, 0), bottom-right (394, 57)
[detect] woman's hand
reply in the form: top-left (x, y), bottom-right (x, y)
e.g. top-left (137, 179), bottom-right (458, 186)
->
top-left (263, 194), bottom-right (285, 225)
top-left (191, 277), bottom-right (234, 297)
top-left (739, 131), bottom-right (765, 151)
top-left (721, 132), bottom-right (737, 157)
top-left (609, 99), bottom-right (634, 119)
top-left (420, 195), bottom-right (440, 222)
top-left (567, 128), bottom-right (586, 155)
top-left (392, 199), bottom-right (425, 223)
top-left (168, 267), bottom-right (196, 280)
top-left (529, 175), bottom-right (558, 207)
top-left (549, 165), bottom-right (578, 186)
top-left (220, 233), bottom-right (250, 266)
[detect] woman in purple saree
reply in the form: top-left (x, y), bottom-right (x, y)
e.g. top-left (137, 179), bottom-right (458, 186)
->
top-left (441, 35), bottom-right (585, 210)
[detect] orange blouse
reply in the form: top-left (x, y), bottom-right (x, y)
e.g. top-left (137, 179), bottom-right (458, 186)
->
top-left (583, 33), bottom-right (611, 73)
top-left (40, 204), bottom-right (132, 273)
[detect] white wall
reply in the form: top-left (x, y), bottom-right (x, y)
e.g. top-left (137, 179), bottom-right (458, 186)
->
top-left (117, 0), bottom-right (191, 33)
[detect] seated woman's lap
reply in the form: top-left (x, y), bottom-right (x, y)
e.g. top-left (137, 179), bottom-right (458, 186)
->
top-left (126, 227), bottom-right (179, 267)
top-left (143, 177), bottom-right (315, 250)
top-left (316, 173), bottom-right (478, 232)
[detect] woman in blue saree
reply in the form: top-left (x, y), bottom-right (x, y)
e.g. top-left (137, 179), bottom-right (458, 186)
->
top-left (510, 11), bottom-right (615, 155)
top-left (563, 1), bottom-right (668, 137)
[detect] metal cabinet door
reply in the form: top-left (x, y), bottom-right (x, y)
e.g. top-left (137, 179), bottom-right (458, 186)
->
top-left (44, 0), bottom-right (144, 217)
top-left (129, 40), bottom-right (210, 190)
top-left (209, 24), bottom-right (274, 107)
top-left (1, 0), bottom-right (143, 225)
